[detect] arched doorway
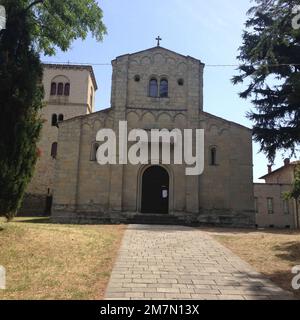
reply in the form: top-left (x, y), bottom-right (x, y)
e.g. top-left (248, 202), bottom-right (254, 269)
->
top-left (141, 166), bottom-right (169, 214)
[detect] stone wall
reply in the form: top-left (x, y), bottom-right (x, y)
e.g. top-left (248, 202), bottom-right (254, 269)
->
top-left (111, 47), bottom-right (203, 112)
top-left (52, 110), bottom-right (255, 227)
top-left (19, 193), bottom-right (51, 216)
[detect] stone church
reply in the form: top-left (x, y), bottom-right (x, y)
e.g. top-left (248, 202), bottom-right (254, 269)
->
top-left (24, 45), bottom-right (255, 227)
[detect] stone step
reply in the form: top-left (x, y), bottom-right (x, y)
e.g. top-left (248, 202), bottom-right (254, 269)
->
top-left (129, 214), bottom-right (184, 225)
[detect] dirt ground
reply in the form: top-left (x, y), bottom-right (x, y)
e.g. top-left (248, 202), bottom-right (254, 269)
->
top-left (206, 228), bottom-right (300, 299)
top-left (0, 217), bottom-right (125, 300)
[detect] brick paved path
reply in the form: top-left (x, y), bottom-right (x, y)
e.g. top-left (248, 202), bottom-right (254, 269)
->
top-left (105, 225), bottom-right (293, 300)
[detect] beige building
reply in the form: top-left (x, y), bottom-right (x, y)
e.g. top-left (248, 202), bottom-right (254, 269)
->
top-left (21, 64), bottom-right (97, 214)
top-left (48, 46), bottom-right (255, 227)
top-left (254, 159), bottom-right (300, 229)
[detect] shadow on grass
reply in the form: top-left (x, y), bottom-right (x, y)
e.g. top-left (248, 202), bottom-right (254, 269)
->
top-left (273, 241), bottom-right (300, 263)
top-left (262, 269), bottom-right (300, 300)
top-left (202, 227), bottom-right (300, 236)
top-left (13, 217), bottom-right (120, 227)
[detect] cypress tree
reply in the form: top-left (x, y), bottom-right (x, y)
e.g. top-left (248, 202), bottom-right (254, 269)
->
top-left (0, 0), bottom-right (106, 220)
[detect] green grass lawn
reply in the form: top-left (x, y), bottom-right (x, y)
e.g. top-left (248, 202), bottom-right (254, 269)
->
top-left (0, 217), bottom-right (125, 300)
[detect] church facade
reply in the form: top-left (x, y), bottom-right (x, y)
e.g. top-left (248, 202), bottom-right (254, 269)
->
top-left (51, 46), bottom-right (255, 227)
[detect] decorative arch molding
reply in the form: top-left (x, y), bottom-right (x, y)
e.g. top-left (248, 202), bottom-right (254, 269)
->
top-left (208, 124), bottom-right (220, 135)
top-left (148, 74), bottom-right (159, 82)
top-left (156, 112), bottom-right (172, 123)
top-left (219, 128), bottom-right (229, 136)
top-left (104, 116), bottom-right (114, 128)
top-left (136, 164), bottom-right (174, 214)
top-left (92, 119), bottom-right (104, 131)
top-left (159, 74), bottom-right (169, 81)
top-left (141, 56), bottom-right (151, 65)
top-left (82, 123), bottom-right (92, 132)
top-left (141, 111), bottom-right (156, 127)
top-left (126, 110), bottom-right (140, 118)
top-left (154, 53), bottom-right (165, 64)
top-left (208, 123), bottom-right (230, 136)
top-left (177, 62), bottom-right (188, 73)
top-left (167, 57), bottom-right (176, 65)
top-left (127, 111), bottom-right (140, 126)
top-left (51, 74), bottom-right (71, 83)
top-left (174, 113), bottom-right (186, 127)
top-left (129, 59), bottom-right (140, 66)
top-left (174, 112), bottom-right (186, 120)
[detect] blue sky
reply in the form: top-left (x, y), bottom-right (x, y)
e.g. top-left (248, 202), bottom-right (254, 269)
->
top-left (43, 0), bottom-right (296, 181)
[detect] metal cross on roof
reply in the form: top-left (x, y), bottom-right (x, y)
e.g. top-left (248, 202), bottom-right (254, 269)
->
top-left (156, 36), bottom-right (162, 47)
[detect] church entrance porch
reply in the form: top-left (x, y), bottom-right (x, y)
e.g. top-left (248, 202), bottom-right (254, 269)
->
top-left (141, 166), bottom-right (169, 214)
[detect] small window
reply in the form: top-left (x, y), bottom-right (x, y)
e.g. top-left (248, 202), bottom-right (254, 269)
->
top-left (254, 197), bottom-right (258, 213)
top-left (210, 147), bottom-right (217, 166)
top-left (283, 200), bottom-right (289, 215)
top-left (51, 142), bottom-right (58, 159)
top-left (64, 83), bottom-right (70, 96)
top-left (178, 78), bottom-right (184, 86)
top-left (50, 82), bottom-right (57, 95)
top-left (57, 83), bottom-right (63, 96)
top-left (58, 114), bottom-right (64, 122)
top-left (134, 75), bottom-right (140, 82)
top-left (90, 87), bottom-right (93, 108)
top-left (90, 142), bottom-right (100, 161)
top-left (149, 78), bottom-right (158, 97)
top-left (160, 79), bottom-right (168, 98)
top-left (51, 114), bottom-right (58, 126)
top-left (267, 198), bottom-right (274, 214)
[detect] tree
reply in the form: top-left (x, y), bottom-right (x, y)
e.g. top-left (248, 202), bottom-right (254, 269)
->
top-left (0, 0), bottom-right (106, 220)
top-left (232, 0), bottom-right (300, 163)
top-left (284, 164), bottom-right (300, 228)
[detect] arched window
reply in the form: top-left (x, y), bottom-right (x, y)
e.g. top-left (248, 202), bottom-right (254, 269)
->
top-left (210, 147), bottom-right (217, 166)
top-left (58, 114), bottom-right (64, 122)
top-left (57, 83), bottom-right (64, 95)
top-left (149, 78), bottom-right (158, 97)
top-left (64, 83), bottom-right (70, 96)
top-left (50, 82), bottom-right (57, 95)
top-left (51, 114), bottom-right (58, 126)
top-left (51, 142), bottom-right (58, 159)
top-left (90, 142), bottom-right (100, 161)
top-left (160, 79), bottom-right (168, 98)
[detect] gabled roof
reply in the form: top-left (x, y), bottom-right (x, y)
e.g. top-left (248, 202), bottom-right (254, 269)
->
top-left (202, 111), bottom-right (252, 132)
top-left (114, 46), bottom-right (205, 65)
top-left (259, 161), bottom-right (300, 180)
top-left (43, 63), bottom-right (98, 90)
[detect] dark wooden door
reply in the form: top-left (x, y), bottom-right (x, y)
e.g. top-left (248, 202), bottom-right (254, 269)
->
top-left (141, 166), bottom-right (169, 214)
